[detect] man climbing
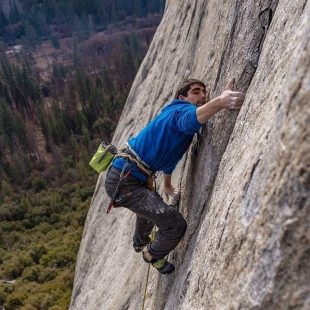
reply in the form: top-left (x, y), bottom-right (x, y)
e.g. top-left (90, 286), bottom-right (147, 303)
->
top-left (105, 78), bottom-right (245, 274)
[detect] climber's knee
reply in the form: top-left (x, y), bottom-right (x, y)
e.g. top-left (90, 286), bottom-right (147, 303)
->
top-left (175, 212), bottom-right (187, 238)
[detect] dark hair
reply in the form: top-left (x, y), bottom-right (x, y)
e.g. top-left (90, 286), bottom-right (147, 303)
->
top-left (175, 79), bottom-right (206, 99)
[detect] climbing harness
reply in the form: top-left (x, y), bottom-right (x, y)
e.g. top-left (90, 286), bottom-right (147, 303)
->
top-left (89, 139), bottom-right (156, 213)
top-left (89, 141), bottom-right (153, 179)
top-left (106, 146), bottom-right (157, 214)
top-left (115, 145), bottom-right (156, 192)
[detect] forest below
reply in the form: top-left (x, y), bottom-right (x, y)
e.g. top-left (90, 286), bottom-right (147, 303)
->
top-left (0, 1), bottom-right (165, 309)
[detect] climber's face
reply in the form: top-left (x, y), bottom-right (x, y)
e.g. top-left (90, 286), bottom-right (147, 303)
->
top-left (179, 83), bottom-right (206, 106)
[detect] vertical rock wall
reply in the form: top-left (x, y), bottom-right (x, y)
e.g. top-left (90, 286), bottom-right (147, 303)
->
top-left (70, 0), bottom-right (309, 309)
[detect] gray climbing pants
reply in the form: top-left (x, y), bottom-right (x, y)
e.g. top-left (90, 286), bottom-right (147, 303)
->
top-left (105, 166), bottom-right (187, 260)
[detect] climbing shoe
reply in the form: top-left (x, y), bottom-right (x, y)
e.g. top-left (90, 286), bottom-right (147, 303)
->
top-left (142, 250), bottom-right (175, 275)
top-left (133, 236), bottom-right (152, 253)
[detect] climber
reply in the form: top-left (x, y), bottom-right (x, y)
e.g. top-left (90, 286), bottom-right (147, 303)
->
top-left (105, 78), bottom-right (245, 274)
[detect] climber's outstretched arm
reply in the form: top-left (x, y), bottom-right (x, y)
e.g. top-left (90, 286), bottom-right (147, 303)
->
top-left (196, 79), bottom-right (245, 124)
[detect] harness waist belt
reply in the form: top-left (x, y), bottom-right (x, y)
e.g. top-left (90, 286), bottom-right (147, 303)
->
top-left (126, 143), bottom-right (151, 169)
top-left (115, 148), bottom-right (154, 177)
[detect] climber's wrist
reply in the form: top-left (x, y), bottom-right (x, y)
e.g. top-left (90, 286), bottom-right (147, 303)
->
top-left (163, 173), bottom-right (172, 188)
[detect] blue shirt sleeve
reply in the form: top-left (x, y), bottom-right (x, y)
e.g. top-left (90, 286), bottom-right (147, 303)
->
top-left (169, 105), bottom-right (202, 134)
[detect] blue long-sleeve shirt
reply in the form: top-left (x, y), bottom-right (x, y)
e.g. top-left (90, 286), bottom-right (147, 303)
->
top-left (112, 99), bottom-right (202, 181)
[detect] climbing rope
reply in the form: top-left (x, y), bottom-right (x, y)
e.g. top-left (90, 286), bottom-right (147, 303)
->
top-left (141, 260), bottom-right (152, 310)
top-left (141, 226), bottom-right (156, 310)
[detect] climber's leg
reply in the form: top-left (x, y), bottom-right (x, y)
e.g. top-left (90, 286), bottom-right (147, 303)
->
top-left (105, 167), bottom-right (187, 259)
top-left (132, 216), bottom-right (154, 252)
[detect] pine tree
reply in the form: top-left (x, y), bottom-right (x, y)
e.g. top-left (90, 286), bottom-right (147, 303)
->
top-left (44, 0), bottom-right (57, 23)
top-left (50, 35), bottom-right (60, 49)
top-left (9, 2), bottom-right (21, 24)
top-left (75, 68), bottom-right (91, 105)
top-left (81, 124), bottom-right (90, 148)
top-left (13, 113), bottom-right (27, 148)
top-left (38, 107), bottom-right (51, 142)
top-left (0, 98), bottom-right (14, 150)
top-left (0, 180), bottom-right (13, 198)
top-left (22, 22), bottom-right (39, 50)
top-left (0, 8), bottom-right (8, 36)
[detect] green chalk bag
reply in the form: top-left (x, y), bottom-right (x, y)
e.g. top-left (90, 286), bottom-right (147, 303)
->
top-left (89, 141), bottom-right (118, 173)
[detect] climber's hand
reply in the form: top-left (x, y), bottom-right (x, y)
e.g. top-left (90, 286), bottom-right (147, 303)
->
top-left (163, 185), bottom-right (180, 200)
top-left (219, 78), bottom-right (245, 110)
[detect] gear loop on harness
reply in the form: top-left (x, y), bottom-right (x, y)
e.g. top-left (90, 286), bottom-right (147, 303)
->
top-left (115, 147), bottom-right (157, 192)
top-left (107, 147), bottom-right (157, 214)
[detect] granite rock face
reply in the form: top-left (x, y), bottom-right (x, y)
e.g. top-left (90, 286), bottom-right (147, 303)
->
top-left (70, 0), bottom-right (310, 309)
